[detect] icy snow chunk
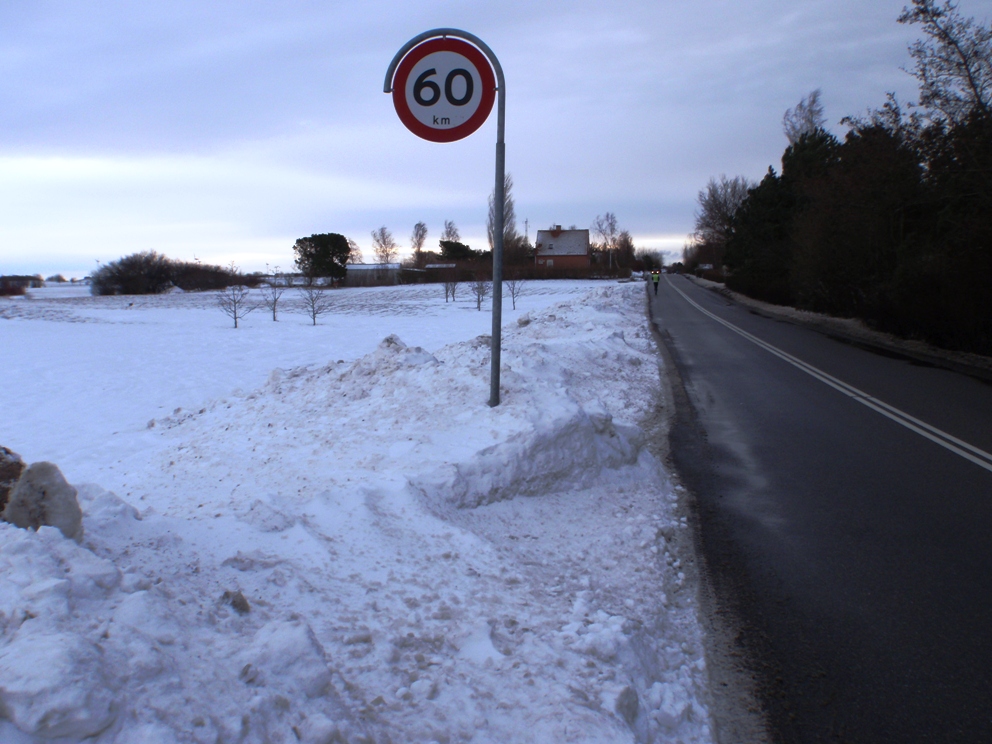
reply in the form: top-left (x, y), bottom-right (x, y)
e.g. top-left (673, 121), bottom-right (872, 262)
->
top-left (418, 400), bottom-right (642, 509)
top-left (299, 712), bottom-right (348, 743)
top-left (239, 618), bottom-right (332, 698)
top-left (76, 484), bottom-right (140, 526)
top-left (582, 398), bottom-right (614, 434)
top-left (573, 612), bottom-right (627, 661)
top-left (34, 528), bottom-right (121, 596)
top-left (2, 462), bottom-right (83, 541)
top-left (409, 677), bottom-right (436, 699)
top-left (0, 525), bottom-right (72, 623)
top-left (646, 680), bottom-right (693, 729)
top-left (20, 577), bottom-right (70, 603)
top-left (377, 334), bottom-right (438, 366)
top-left (0, 631), bottom-right (117, 739)
top-left (458, 623), bottom-right (503, 664)
top-left (339, 334), bottom-right (439, 387)
top-left (112, 591), bottom-right (180, 645)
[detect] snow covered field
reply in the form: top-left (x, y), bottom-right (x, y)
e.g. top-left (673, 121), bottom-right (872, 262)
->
top-left (1, 281), bottom-right (713, 743)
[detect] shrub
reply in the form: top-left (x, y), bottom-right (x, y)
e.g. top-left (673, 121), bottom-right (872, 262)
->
top-left (170, 261), bottom-right (235, 291)
top-left (91, 253), bottom-right (244, 295)
top-left (91, 252), bottom-right (174, 295)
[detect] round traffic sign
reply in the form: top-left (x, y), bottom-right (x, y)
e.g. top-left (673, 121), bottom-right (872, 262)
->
top-left (391, 37), bottom-right (496, 143)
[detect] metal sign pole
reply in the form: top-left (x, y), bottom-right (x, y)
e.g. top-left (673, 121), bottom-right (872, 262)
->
top-left (384, 28), bottom-right (505, 406)
top-left (490, 71), bottom-right (505, 408)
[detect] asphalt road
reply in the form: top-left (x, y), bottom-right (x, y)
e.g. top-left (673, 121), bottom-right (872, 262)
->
top-left (650, 275), bottom-right (992, 743)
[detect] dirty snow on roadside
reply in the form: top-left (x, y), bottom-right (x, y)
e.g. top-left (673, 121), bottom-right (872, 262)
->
top-left (0, 281), bottom-right (712, 743)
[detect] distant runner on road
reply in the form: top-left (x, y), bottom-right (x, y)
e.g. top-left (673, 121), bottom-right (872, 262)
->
top-left (650, 269), bottom-right (661, 294)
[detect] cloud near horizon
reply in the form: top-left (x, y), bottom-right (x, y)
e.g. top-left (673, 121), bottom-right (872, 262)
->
top-left (0, 0), bottom-right (928, 276)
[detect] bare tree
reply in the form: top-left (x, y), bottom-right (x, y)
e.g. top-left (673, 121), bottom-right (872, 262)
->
top-left (371, 226), bottom-right (398, 265)
top-left (347, 238), bottom-right (364, 265)
top-left (899, 0), bottom-right (991, 125)
top-left (487, 173), bottom-right (519, 251)
top-left (441, 220), bottom-right (460, 242)
top-left (297, 285), bottom-right (333, 326)
top-left (593, 212), bottom-right (619, 248)
top-left (443, 269), bottom-right (459, 303)
top-left (217, 264), bottom-right (257, 328)
top-left (505, 270), bottom-right (525, 310)
top-left (687, 175), bottom-right (753, 271)
top-left (783, 89), bottom-right (827, 144)
top-left (471, 273), bottom-right (491, 310)
top-left (410, 221), bottom-right (428, 267)
top-left (592, 212), bottom-right (620, 268)
top-left (261, 265), bottom-right (286, 321)
top-left (694, 175), bottom-right (752, 245)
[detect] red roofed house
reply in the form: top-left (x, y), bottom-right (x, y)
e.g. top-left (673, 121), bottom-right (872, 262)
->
top-left (534, 226), bottom-right (590, 269)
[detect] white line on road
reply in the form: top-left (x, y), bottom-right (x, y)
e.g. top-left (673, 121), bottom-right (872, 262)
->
top-left (665, 276), bottom-right (992, 475)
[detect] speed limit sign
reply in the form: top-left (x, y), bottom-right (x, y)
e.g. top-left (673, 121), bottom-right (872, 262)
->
top-left (385, 29), bottom-right (507, 406)
top-left (390, 37), bottom-right (496, 143)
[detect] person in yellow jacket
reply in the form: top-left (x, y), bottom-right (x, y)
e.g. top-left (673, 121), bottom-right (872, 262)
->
top-left (650, 269), bottom-right (660, 295)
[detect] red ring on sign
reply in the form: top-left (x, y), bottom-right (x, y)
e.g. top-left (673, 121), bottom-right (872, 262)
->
top-left (392, 37), bottom-right (496, 143)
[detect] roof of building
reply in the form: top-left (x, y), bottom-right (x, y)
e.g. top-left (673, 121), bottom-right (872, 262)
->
top-left (347, 263), bottom-right (401, 271)
top-left (534, 227), bottom-right (590, 256)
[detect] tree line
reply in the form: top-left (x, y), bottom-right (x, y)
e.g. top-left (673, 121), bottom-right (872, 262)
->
top-left (295, 175), bottom-right (649, 282)
top-left (89, 167), bottom-right (653, 295)
top-left (685, 0), bottom-right (991, 355)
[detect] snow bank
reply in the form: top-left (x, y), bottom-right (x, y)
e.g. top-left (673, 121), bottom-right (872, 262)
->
top-left (0, 282), bottom-right (712, 743)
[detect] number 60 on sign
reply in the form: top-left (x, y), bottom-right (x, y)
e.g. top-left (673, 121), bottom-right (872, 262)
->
top-left (391, 37), bottom-right (496, 143)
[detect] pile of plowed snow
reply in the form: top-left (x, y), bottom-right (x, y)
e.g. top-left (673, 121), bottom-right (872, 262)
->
top-left (0, 282), bottom-right (712, 743)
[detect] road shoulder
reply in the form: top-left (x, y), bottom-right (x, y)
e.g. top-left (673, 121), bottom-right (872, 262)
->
top-left (644, 283), bottom-right (772, 744)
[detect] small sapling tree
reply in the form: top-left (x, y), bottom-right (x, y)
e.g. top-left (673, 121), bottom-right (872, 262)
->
top-left (297, 284), bottom-right (333, 326)
top-left (505, 270), bottom-right (525, 310)
top-left (217, 264), bottom-right (257, 328)
top-left (261, 265), bottom-right (286, 321)
top-left (443, 268), bottom-right (459, 303)
top-left (471, 273), bottom-right (491, 311)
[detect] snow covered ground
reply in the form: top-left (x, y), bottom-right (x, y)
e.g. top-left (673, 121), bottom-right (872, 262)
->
top-left (0, 281), bottom-right (713, 743)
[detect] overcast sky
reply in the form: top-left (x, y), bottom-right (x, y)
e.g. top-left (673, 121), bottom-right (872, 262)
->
top-left (0, 0), bottom-right (961, 277)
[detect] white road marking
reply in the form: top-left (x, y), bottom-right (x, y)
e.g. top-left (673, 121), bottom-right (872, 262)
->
top-left (665, 276), bottom-right (992, 475)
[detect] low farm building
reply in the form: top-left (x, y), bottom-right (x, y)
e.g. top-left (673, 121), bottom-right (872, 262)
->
top-left (345, 263), bottom-right (400, 286)
top-left (533, 227), bottom-right (590, 269)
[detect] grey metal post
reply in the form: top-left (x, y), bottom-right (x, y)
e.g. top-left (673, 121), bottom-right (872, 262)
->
top-left (384, 28), bottom-right (505, 407)
top-left (490, 83), bottom-right (505, 407)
